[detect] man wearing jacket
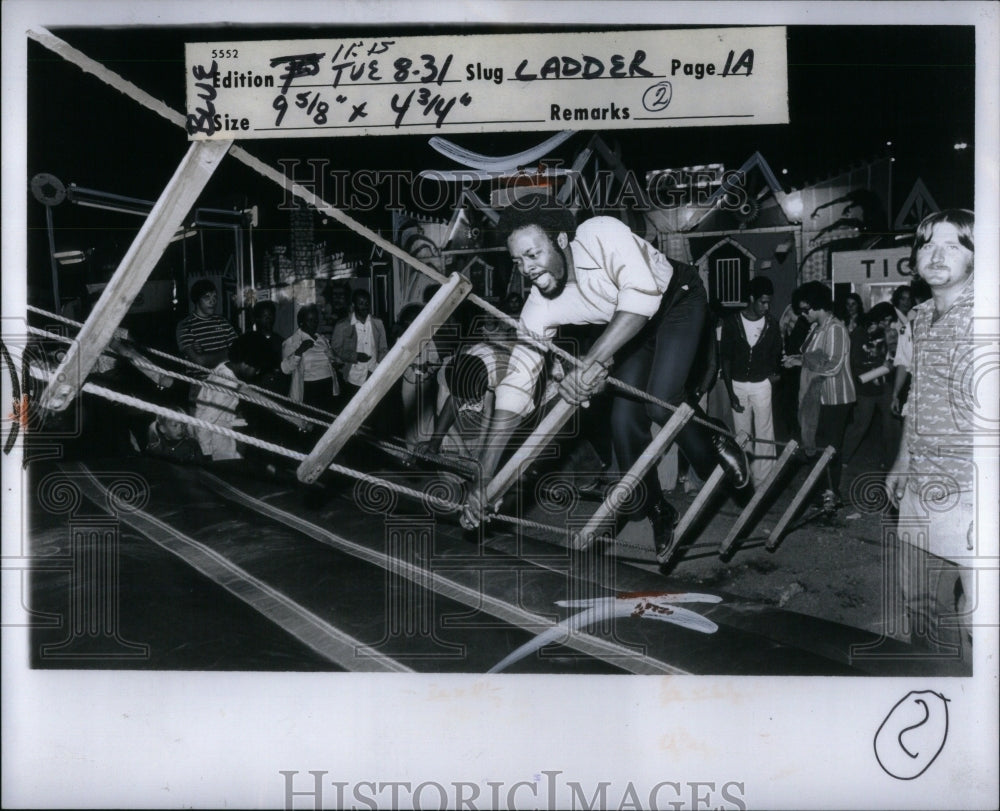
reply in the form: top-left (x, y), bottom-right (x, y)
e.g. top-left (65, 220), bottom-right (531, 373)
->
top-left (331, 288), bottom-right (389, 400)
top-left (720, 276), bottom-right (783, 487)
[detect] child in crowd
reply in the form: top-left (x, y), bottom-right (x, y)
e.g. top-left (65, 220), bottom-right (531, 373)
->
top-left (193, 341), bottom-right (258, 461)
top-left (145, 410), bottom-right (205, 464)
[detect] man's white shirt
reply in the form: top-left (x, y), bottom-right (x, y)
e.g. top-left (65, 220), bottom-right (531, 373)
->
top-left (495, 217), bottom-right (674, 414)
top-left (347, 314), bottom-right (377, 386)
top-left (741, 314), bottom-right (765, 347)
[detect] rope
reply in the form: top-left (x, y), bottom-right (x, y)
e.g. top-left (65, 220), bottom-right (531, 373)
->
top-left (26, 364), bottom-right (566, 538)
top-left (28, 325), bottom-right (314, 428)
top-left (29, 305), bottom-right (331, 418)
top-left (27, 347), bottom-right (683, 555)
top-left (26, 311), bottom-right (477, 476)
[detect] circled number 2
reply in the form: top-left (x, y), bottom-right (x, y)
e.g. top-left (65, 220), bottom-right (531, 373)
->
top-left (642, 81), bottom-right (672, 112)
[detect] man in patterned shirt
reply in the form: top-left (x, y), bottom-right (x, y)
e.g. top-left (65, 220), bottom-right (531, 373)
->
top-left (460, 200), bottom-right (749, 563)
top-left (886, 209), bottom-right (976, 667)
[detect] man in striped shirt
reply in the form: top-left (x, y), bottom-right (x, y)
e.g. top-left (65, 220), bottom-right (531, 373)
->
top-left (176, 279), bottom-right (238, 369)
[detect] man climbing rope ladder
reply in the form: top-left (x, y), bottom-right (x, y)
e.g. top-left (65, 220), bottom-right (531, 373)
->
top-left (461, 199), bottom-right (749, 559)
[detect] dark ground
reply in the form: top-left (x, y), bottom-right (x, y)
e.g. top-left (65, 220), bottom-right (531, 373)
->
top-left (23, 381), bottom-right (911, 670)
top-left (608, 428), bottom-right (900, 639)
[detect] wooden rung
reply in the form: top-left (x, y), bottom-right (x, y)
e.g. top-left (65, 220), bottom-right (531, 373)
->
top-left (667, 466), bottom-right (727, 561)
top-left (572, 403), bottom-right (694, 550)
top-left (39, 139), bottom-right (233, 413)
top-left (484, 399), bottom-right (577, 506)
top-left (484, 360), bottom-right (611, 506)
top-left (719, 439), bottom-right (799, 557)
top-left (296, 272), bottom-right (472, 483)
top-left (667, 429), bottom-right (753, 556)
top-left (766, 445), bottom-right (836, 551)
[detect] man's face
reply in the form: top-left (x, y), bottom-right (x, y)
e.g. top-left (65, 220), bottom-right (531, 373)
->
top-left (749, 294), bottom-right (772, 319)
top-left (255, 307), bottom-right (274, 331)
top-left (504, 292), bottom-right (524, 314)
top-left (895, 289), bottom-right (913, 314)
top-left (196, 289), bottom-right (217, 315)
top-left (797, 302), bottom-right (819, 324)
top-left (508, 225), bottom-right (568, 300)
top-left (328, 288), bottom-right (348, 317)
top-left (353, 294), bottom-right (371, 321)
top-left (916, 222), bottom-right (974, 292)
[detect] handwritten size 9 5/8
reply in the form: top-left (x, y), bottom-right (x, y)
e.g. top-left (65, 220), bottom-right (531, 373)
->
top-left (273, 90), bottom-right (329, 127)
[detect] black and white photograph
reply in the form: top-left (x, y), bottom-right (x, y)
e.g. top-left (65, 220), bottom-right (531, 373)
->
top-left (3, 1), bottom-right (998, 808)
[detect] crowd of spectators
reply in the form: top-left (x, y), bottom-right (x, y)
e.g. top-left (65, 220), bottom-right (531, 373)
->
top-left (42, 218), bottom-right (946, 532)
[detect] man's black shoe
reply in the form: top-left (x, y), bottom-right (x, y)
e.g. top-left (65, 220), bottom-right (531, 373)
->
top-left (648, 498), bottom-right (679, 563)
top-left (712, 432), bottom-right (751, 490)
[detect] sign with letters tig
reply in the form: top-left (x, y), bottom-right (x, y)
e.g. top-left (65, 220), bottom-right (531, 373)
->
top-left (184, 26), bottom-right (788, 139)
top-left (832, 247), bottom-right (915, 290)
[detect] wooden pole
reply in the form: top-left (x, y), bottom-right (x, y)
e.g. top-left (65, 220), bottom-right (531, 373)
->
top-left (572, 403), bottom-right (694, 550)
top-left (666, 433), bottom-right (753, 559)
top-left (719, 439), bottom-right (799, 557)
top-left (664, 466), bottom-right (727, 564)
top-left (297, 272), bottom-right (472, 483)
top-left (39, 139), bottom-right (233, 413)
top-left (557, 138), bottom-right (595, 205)
top-left (483, 399), bottom-right (576, 508)
top-left (766, 446), bottom-right (836, 551)
top-left (483, 361), bottom-right (611, 507)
